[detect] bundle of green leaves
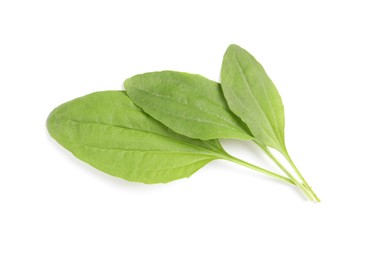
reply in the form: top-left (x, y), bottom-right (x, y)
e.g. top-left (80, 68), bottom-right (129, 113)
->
top-left (47, 44), bottom-right (319, 201)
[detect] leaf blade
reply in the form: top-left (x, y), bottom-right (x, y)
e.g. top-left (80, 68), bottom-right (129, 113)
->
top-left (47, 91), bottom-right (225, 183)
top-left (221, 44), bottom-right (285, 152)
top-left (125, 71), bottom-right (252, 141)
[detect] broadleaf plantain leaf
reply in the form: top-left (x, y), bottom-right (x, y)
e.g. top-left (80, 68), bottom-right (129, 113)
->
top-left (221, 44), bottom-right (286, 152)
top-left (47, 91), bottom-right (228, 183)
top-left (125, 71), bottom-right (252, 141)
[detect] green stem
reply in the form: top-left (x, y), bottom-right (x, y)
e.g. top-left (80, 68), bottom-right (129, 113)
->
top-left (283, 151), bottom-right (320, 202)
top-left (223, 155), bottom-right (295, 185)
top-left (253, 140), bottom-right (314, 201)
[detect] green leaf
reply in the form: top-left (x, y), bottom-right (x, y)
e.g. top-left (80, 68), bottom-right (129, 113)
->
top-left (125, 71), bottom-right (252, 141)
top-left (47, 91), bottom-right (228, 184)
top-left (221, 44), bottom-right (286, 152)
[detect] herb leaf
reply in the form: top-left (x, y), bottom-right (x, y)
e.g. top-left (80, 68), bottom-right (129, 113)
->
top-left (221, 44), bottom-right (319, 201)
top-left (125, 71), bottom-right (252, 141)
top-left (47, 91), bottom-right (228, 183)
top-left (47, 90), bottom-right (292, 185)
top-left (221, 44), bottom-right (285, 152)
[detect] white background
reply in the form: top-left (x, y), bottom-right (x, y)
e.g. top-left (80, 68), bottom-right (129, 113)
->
top-left (1, 0), bottom-right (371, 259)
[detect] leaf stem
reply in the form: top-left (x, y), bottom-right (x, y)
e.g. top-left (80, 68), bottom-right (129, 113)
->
top-left (223, 155), bottom-right (295, 185)
top-left (252, 140), bottom-right (314, 201)
top-left (283, 151), bottom-right (320, 202)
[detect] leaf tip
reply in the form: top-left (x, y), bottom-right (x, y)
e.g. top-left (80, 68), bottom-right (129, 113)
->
top-left (123, 77), bottom-right (133, 91)
top-left (226, 44), bottom-right (243, 53)
top-left (46, 108), bottom-right (59, 143)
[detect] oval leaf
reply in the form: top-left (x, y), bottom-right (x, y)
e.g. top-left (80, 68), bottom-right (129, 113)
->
top-left (125, 71), bottom-right (252, 141)
top-left (47, 91), bottom-right (227, 183)
top-left (221, 44), bottom-right (285, 152)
